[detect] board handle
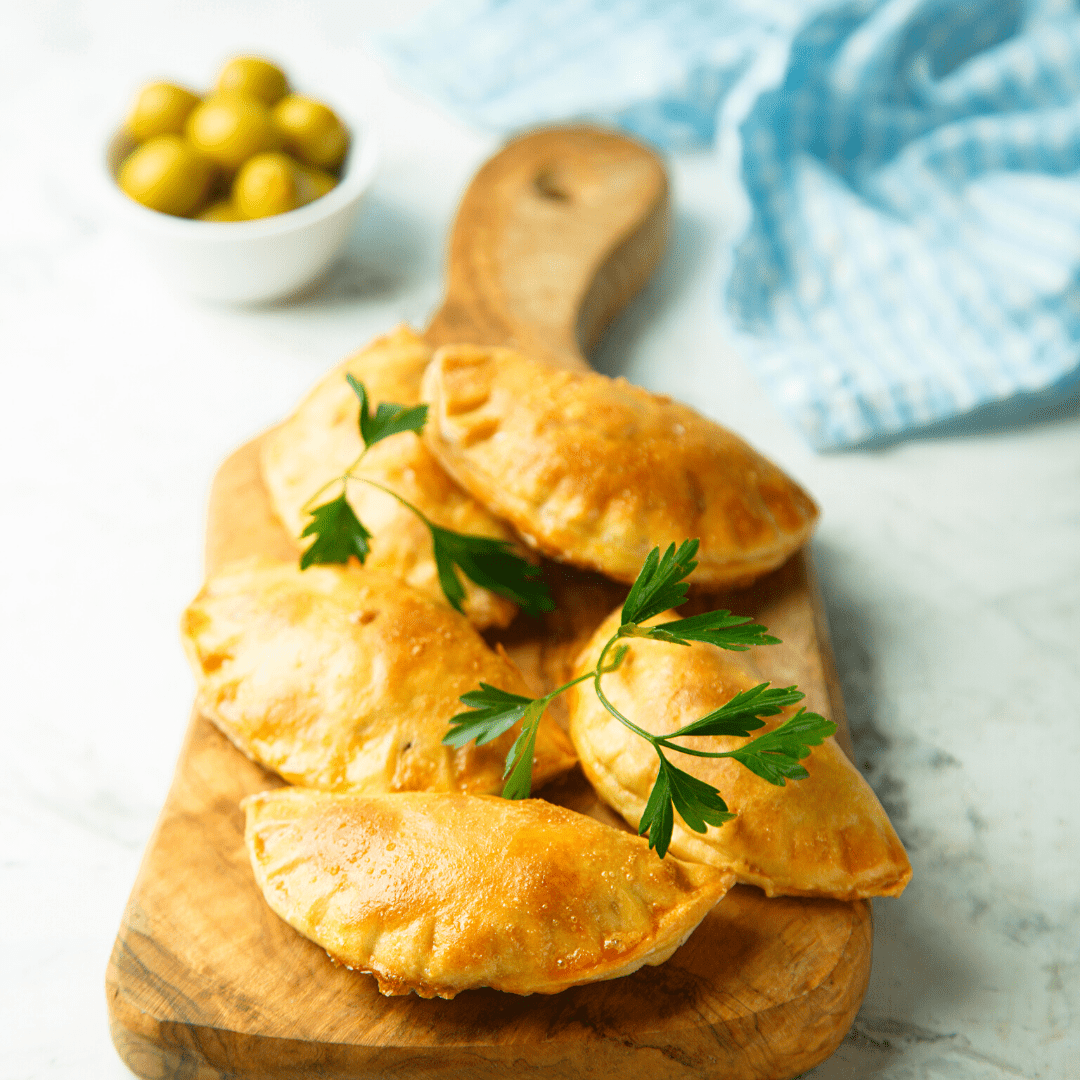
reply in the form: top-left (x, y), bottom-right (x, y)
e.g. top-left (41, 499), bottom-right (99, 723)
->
top-left (425, 126), bottom-right (670, 371)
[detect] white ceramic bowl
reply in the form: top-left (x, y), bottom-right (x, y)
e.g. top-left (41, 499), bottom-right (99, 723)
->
top-left (104, 123), bottom-right (379, 304)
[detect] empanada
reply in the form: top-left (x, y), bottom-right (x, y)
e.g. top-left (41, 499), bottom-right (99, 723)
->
top-left (181, 559), bottom-right (576, 794)
top-left (242, 788), bottom-right (734, 998)
top-left (567, 609), bottom-right (911, 900)
top-left (421, 345), bottom-right (819, 587)
top-left (261, 325), bottom-right (521, 629)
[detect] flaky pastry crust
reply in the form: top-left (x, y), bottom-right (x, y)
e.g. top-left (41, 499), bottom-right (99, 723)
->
top-left (421, 345), bottom-right (819, 588)
top-left (242, 789), bottom-right (734, 998)
top-left (567, 609), bottom-right (911, 900)
top-left (260, 325), bottom-right (521, 629)
top-left (181, 559), bottom-right (576, 795)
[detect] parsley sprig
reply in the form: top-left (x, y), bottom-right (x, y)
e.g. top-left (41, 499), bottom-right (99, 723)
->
top-left (300, 377), bottom-right (553, 618)
top-left (445, 539), bottom-right (837, 857)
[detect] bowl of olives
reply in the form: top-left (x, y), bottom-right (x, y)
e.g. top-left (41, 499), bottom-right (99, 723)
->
top-left (106, 56), bottom-right (379, 304)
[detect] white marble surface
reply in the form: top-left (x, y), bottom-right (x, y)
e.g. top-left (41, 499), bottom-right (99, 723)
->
top-left (2, 2), bottom-right (1078, 1078)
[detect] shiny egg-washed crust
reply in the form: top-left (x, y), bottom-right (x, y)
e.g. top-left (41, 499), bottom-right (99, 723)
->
top-left (567, 609), bottom-right (912, 901)
top-left (242, 789), bottom-right (734, 998)
top-left (260, 325), bottom-right (520, 630)
top-left (181, 559), bottom-right (576, 795)
top-left (421, 346), bottom-right (819, 588)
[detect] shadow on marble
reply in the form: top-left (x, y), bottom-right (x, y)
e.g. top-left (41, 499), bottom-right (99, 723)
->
top-left (805, 543), bottom-right (1032, 1077)
top-left (804, 1008), bottom-right (1036, 1078)
top-left (590, 206), bottom-right (714, 378)
top-left (812, 543), bottom-right (915, 839)
top-left (255, 193), bottom-right (432, 311)
top-left (846, 367), bottom-right (1080, 453)
top-left (860, 896), bottom-right (993, 1037)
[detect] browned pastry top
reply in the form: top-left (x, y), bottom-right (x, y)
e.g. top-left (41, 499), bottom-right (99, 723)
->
top-left (261, 325), bottom-right (522, 629)
top-left (421, 345), bottom-right (819, 588)
top-left (567, 607), bottom-right (912, 901)
top-left (182, 558), bottom-right (576, 795)
top-left (243, 789), bottom-right (734, 998)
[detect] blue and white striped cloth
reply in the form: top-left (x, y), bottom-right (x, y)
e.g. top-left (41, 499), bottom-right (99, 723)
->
top-left (382, 0), bottom-right (1080, 448)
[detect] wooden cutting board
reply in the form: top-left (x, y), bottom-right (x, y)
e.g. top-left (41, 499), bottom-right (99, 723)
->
top-left (106, 127), bottom-right (871, 1080)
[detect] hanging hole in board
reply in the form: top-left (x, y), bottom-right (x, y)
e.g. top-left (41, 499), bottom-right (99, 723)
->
top-left (534, 167), bottom-right (570, 201)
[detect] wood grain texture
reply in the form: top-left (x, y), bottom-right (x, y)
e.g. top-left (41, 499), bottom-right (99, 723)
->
top-left (425, 126), bottom-right (670, 369)
top-left (107, 127), bottom-right (870, 1080)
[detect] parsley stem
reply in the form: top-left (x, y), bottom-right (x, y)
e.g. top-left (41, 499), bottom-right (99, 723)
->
top-left (350, 475), bottom-right (428, 523)
top-left (306, 470), bottom-right (460, 539)
top-left (550, 668), bottom-right (603, 697)
top-left (652, 739), bottom-right (734, 758)
top-left (593, 635), bottom-right (660, 745)
top-left (300, 448), bottom-right (370, 513)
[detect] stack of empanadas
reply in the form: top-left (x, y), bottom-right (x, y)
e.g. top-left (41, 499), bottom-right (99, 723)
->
top-left (182, 327), bottom-right (910, 1001)
top-left (260, 326), bottom-right (522, 630)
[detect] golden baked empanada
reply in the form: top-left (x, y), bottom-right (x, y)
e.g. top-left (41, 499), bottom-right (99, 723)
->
top-left (181, 559), bottom-right (576, 794)
top-left (242, 788), bottom-right (734, 998)
top-left (421, 345), bottom-right (819, 588)
top-left (261, 325), bottom-right (521, 629)
top-left (567, 609), bottom-right (911, 900)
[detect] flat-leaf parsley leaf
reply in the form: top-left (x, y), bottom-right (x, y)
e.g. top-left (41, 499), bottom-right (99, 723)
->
top-left (447, 540), bottom-right (837, 857)
top-left (299, 493), bottom-right (372, 569)
top-left (299, 378), bottom-right (552, 616)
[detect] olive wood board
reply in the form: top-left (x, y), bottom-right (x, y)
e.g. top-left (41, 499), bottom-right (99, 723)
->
top-left (107, 127), bottom-right (871, 1080)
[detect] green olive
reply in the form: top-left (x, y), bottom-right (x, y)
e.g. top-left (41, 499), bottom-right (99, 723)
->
top-left (196, 198), bottom-right (245, 222)
top-left (232, 152), bottom-right (304, 218)
top-left (186, 93), bottom-right (281, 172)
top-left (215, 56), bottom-right (289, 106)
top-left (297, 163), bottom-right (338, 202)
top-left (118, 135), bottom-right (215, 217)
top-left (272, 94), bottom-right (348, 170)
top-left (126, 82), bottom-right (201, 142)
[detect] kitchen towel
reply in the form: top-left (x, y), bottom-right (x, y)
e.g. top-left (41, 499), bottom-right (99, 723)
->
top-left (381, 0), bottom-right (1080, 448)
